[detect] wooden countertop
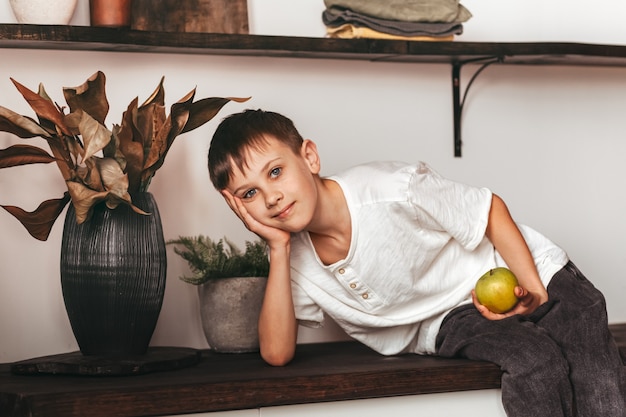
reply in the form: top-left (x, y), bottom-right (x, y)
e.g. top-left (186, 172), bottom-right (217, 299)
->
top-left (1, 323), bottom-right (624, 417)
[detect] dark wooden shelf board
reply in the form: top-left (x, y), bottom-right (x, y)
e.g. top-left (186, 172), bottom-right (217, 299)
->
top-left (1, 323), bottom-right (624, 417)
top-left (0, 342), bottom-right (501, 417)
top-left (2, 24), bottom-right (626, 67)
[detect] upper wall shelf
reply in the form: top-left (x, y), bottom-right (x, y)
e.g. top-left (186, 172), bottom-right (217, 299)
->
top-left (3, 24), bottom-right (626, 156)
top-left (3, 24), bottom-right (626, 65)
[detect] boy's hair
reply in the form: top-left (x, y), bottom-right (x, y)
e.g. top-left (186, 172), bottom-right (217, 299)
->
top-left (208, 109), bottom-right (304, 190)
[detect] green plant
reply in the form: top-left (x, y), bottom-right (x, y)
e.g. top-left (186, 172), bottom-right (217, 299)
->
top-left (168, 235), bottom-right (270, 285)
top-left (0, 71), bottom-right (248, 240)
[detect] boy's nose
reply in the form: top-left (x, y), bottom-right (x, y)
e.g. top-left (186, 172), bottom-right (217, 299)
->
top-left (266, 190), bottom-right (283, 208)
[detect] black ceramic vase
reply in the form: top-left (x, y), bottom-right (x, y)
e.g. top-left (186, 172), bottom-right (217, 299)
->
top-left (60, 193), bottom-right (167, 356)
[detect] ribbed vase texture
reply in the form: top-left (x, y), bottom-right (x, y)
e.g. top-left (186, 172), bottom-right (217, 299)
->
top-left (60, 193), bottom-right (167, 356)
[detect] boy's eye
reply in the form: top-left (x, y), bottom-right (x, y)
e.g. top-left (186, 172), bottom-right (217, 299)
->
top-left (270, 167), bottom-right (281, 178)
top-left (242, 189), bottom-right (257, 199)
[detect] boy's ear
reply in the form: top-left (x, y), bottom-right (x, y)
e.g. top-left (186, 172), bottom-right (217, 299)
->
top-left (301, 139), bottom-right (321, 175)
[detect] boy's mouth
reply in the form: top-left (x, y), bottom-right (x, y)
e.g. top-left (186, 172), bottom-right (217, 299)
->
top-left (273, 202), bottom-right (295, 220)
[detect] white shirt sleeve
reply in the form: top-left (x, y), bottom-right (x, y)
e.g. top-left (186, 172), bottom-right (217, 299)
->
top-left (408, 162), bottom-right (492, 251)
top-left (291, 270), bottom-right (325, 328)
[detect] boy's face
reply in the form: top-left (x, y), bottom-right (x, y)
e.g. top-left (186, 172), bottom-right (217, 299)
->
top-left (225, 135), bottom-right (321, 233)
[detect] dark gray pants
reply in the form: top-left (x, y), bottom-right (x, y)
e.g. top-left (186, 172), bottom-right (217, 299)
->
top-left (436, 262), bottom-right (626, 417)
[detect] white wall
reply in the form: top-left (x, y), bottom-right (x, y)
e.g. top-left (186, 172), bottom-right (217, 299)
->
top-left (1, 0), bottom-right (625, 397)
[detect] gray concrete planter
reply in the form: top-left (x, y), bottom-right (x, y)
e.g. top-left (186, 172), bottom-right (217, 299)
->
top-left (198, 276), bottom-right (268, 353)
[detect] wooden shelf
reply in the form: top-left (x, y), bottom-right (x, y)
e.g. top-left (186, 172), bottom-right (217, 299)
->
top-left (1, 323), bottom-right (624, 417)
top-left (2, 24), bottom-right (626, 66)
top-left (0, 342), bottom-right (501, 417)
top-left (3, 24), bottom-right (626, 156)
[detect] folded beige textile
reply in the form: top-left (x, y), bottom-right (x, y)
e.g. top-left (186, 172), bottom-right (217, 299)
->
top-left (327, 24), bottom-right (454, 41)
top-left (323, 7), bottom-right (464, 37)
top-left (324, 0), bottom-right (471, 23)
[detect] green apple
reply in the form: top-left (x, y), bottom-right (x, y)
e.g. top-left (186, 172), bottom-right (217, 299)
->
top-left (475, 267), bottom-right (519, 314)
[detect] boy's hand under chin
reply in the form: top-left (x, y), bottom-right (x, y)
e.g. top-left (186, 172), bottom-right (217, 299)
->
top-left (221, 190), bottom-right (291, 249)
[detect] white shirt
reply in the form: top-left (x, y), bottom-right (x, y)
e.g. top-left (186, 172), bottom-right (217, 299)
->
top-left (290, 161), bottom-right (569, 355)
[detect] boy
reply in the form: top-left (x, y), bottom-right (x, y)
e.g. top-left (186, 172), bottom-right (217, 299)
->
top-left (208, 109), bottom-right (625, 416)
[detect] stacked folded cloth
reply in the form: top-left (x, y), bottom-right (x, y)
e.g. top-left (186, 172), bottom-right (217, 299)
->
top-left (322, 0), bottom-right (472, 41)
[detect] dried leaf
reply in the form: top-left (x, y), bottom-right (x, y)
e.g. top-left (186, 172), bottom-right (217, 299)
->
top-left (63, 110), bottom-right (82, 136)
top-left (114, 101), bottom-right (144, 191)
top-left (178, 88), bottom-right (196, 104)
top-left (37, 83), bottom-right (53, 102)
top-left (143, 89), bottom-right (196, 173)
top-left (11, 78), bottom-right (72, 136)
top-left (167, 98), bottom-right (193, 144)
top-left (63, 136), bottom-right (82, 167)
top-left (40, 137), bottom-right (74, 182)
top-left (141, 96), bottom-right (249, 185)
top-left (139, 103), bottom-right (173, 176)
top-left (103, 192), bottom-right (150, 217)
top-left (66, 180), bottom-right (148, 223)
top-left (111, 98), bottom-right (138, 158)
top-left (103, 124), bottom-right (126, 166)
top-left (62, 71), bottom-right (109, 125)
top-left (65, 181), bottom-right (109, 223)
top-left (76, 158), bottom-right (105, 192)
top-left (0, 104), bottom-right (74, 180)
top-left (182, 96), bottom-right (250, 134)
top-left (96, 157), bottom-right (129, 198)
top-left (0, 144), bottom-right (56, 168)
top-left (1, 73), bottom-right (247, 238)
top-left (140, 76), bottom-right (165, 108)
top-left (79, 110), bottom-right (112, 162)
top-left (0, 106), bottom-right (52, 138)
top-left (1, 193), bottom-right (71, 241)
top-left (137, 102), bottom-right (167, 161)
top-left (104, 193), bottom-right (126, 210)
top-left (36, 83), bottom-right (61, 135)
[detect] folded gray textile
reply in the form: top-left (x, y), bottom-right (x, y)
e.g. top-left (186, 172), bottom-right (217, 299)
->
top-left (324, 0), bottom-right (472, 23)
top-left (323, 7), bottom-right (463, 37)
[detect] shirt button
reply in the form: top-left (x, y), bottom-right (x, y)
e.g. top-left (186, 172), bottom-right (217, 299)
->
top-left (338, 268), bottom-right (345, 274)
top-left (350, 283), bottom-right (357, 289)
top-left (362, 293), bottom-right (369, 299)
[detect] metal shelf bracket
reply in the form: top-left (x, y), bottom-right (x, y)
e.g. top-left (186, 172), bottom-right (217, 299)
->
top-left (452, 56), bottom-right (502, 157)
